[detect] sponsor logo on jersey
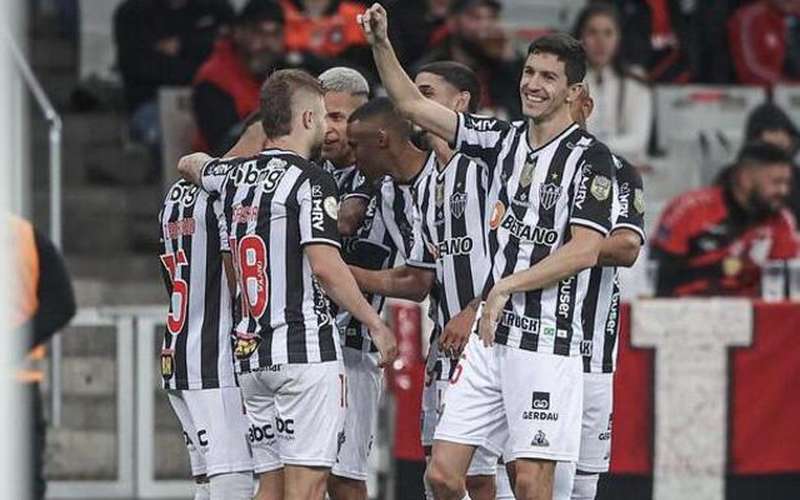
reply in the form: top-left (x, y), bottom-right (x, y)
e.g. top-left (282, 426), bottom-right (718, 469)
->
top-left (539, 182), bottom-right (562, 210)
top-left (591, 175), bottom-right (612, 201)
top-left (574, 166), bottom-right (591, 210)
top-left (450, 191), bottom-right (467, 218)
top-left (557, 276), bottom-right (575, 320)
top-left (599, 413), bottom-right (613, 441)
top-left (500, 212), bottom-right (558, 245)
top-left (169, 183), bottom-right (200, 207)
top-left (233, 158), bottom-right (287, 192)
top-left (436, 236), bottom-right (473, 257)
top-left (523, 391), bottom-right (559, 421)
top-left (164, 218), bottom-right (196, 239)
top-left (532, 391), bottom-right (550, 410)
top-left (489, 202), bottom-right (506, 231)
top-left (275, 417), bottom-right (295, 439)
top-left (311, 198), bottom-right (326, 231)
top-left (499, 310), bottom-right (539, 333)
top-left (249, 423), bottom-right (276, 442)
top-left (618, 182), bottom-right (631, 218)
top-left (197, 430), bottom-right (209, 447)
top-left (530, 430), bottom-right (550, 447)
top-left (466, 116), bottom-right (498, 131)
top-left (232, 205), bottom-right (259, 224)
top-left (581, 340), bottom-right (593, 356)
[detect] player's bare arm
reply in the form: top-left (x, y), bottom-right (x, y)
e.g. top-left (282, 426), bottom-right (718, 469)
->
top-left (598, 228), bottom-right (643, 268)
top-left (359, 3), bottom-right (458, 143)
top-left (349, 264), bottom-right (434, 302)
top-left (177, 152), bottom-right (213, 186)
top-left (225, 121), bottom-right (266, 158)
top-left (479, 226), bottom-right (604, 345)
top-left (307, 244), bottom-right (398, 366)
top-left (338, 197), bottom-right (369, 237)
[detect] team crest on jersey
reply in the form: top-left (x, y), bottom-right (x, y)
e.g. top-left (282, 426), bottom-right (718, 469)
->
top-left (634, 188), bottom-right (645, 214)
top-left (450, 192), bottom-right (467, 218)
top-left (160, 349), bottom-right (175, 380)
top-left (590, 175), bottom-right (612, 201)
top-left (435, 183), bottom-right (445, 207)
top-left (489, 201), bottom-right (506, 230)
top-left (539, 183), bottom-right (562, 210)
top-left (519, 160), bottom-right (535, 188)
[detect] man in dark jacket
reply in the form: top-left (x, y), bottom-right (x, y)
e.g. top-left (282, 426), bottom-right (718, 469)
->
top-left (114, 0), bottom-right (234, 166)
top-left (192, 0), bottom-right (329, 155)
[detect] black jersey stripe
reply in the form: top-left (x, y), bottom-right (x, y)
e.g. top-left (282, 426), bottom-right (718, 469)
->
top-left (199, 197), bottom-right (221, 387)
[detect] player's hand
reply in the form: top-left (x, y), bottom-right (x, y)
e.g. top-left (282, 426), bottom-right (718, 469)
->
top-left (440, 306), bottom-right (477, 357)
top-left (370, 322), bottom-right (398, 368)
top-left (177, 152), bottom-right (211, 186)
top-left (478, 288), bottom-right (510, 347)
top-left (357, 3), bottom-right (389, 46)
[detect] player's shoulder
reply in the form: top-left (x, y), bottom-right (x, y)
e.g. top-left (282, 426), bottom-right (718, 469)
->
top-left (163, 178), bottom-right (208, 206)
top-left (460, 112), bottom-right (514, 134)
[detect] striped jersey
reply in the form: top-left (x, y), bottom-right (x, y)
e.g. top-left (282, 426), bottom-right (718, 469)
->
top-left (338, 159), bottom-right (435, 351)
top-left (322, 160), bottom-right (367, 199)
top-left (581, 156), bottom-right (645, 373)
top-left (454, 113), bottom-right (615, 357)
top-left (158, 180), bottom-right (236, 390)
top-left (201, 149), bottom-right (342, 371)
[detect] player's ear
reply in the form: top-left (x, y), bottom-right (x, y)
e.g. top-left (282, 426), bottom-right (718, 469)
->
top-left (377, 129), bottom-right (389, 148)
top-left (456, 91), bottom-right (471, 113)
top-left (565, 82), bottom-right (585, 103)
top-left (302, 110), bottom-right (313, 131)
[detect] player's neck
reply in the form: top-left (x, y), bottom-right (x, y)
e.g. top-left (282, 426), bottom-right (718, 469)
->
top-left (527, 109), bottom-right (574, 149)
top-left (263, 135), bottom-right (312, 159)
top-left (393, 143), bottom-right (428, 184)
top-left (431, 137), bottom-right (454, 169)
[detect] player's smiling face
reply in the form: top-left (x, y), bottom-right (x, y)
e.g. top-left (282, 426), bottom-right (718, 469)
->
top-left (519, 52), bottom-right (571, 122)
top-left (322, 91), bottom-right (366, 166)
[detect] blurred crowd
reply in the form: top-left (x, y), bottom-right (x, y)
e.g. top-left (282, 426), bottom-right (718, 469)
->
top-left (107, 0), bottom-right (800, 300)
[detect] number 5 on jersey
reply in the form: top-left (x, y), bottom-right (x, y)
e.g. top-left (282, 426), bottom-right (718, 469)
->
top-left (160, 249), bottom-right (188, 334)
top-left (230, 235), bottom-right (269, 320)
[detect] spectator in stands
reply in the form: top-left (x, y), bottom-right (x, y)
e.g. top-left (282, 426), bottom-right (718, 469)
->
top-left (386, 0), bottom-right (450, 66)
top-left (192, 0), bottom-right (328, 155)
top-left (729, 0), bottom-right (800, 85)
top-left (114, 0), bottom-right (234, 171)
top-left (415, 0), bottom-right (522, 119)
top-left (652, 142), bottom-right (799, 297)
top-left (575, 3), bottom-right (653, 164)
top-left (280, 0), bottom-right (369, 59)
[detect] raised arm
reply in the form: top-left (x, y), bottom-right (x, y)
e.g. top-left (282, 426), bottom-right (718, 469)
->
top-left (359, 3), bottom-right (458, 143)
top-left (349, 264), bottom-right (434, 302)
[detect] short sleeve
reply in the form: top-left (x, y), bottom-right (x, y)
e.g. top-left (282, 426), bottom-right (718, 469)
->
top-left (212, 198), bottom-right (230, 252)
top-left (611, 156), bottom-right (646, 243)
top-left (200, 157), bottom-right (235, 196)
top-left (570, 143), bottom-right (615, 236)
top-left (768, 209), bottom-right (800, 259)
top-left (298, 170), bottom-right (341, 248)
top-left (452, 112), bottom-right (513, 167)
top-left (342, 171), bottom-right (373, 201)
top-left (406, 203), bottom-right (436, 270)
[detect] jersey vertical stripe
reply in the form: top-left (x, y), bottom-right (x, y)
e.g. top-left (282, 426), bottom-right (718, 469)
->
top-left (454, 113), bottom-right (616, 357)
top-left (159, 180), bottom-right (236, 390)
top-left (201, 150), bottom-right (342, 371)
top-left (581, 156), bottom-right (646, 372)
top-left (338, 157), bottom-right (435, 352)
top-left (413, 153), bottom-right (490, 335)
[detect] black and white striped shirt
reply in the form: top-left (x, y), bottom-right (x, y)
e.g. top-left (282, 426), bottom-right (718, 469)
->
top-left (581, 156), bottom-right (645, 373)
top-left (201, 149), bottom-right (342, 371)
top-left (454, 113), bottom-right (615, 357)
top-left (322, 160), bottom-right (370, 201)
top-left (339, 161), bottom-right (435, 351)
top-left (158, 180), bottom-right (236, 390)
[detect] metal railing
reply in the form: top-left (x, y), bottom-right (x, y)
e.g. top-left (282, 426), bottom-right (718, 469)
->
top-left (2, 28), bottom-right (64, 425)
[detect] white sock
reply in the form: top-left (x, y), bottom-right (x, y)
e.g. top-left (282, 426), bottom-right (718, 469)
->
top-left (209, 471), bottom-right (254, 500)
top-left (571, 472), bottom-right (599, 500)
top-left (553, 461), bottom-right (576, 500)
top-left (193, 481), bottom-right (210, 500)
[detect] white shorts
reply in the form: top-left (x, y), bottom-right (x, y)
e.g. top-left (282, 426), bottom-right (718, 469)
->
top-left (167, 387), bottom-right (253, 477)
top-left (239, 360), bottom-right (345, 473)
top-left (577, 372), bottom-right (614, 473)
top-left (421, 339), bottom-right (499, 476)
top-left (434, 335), bottom-right (583, 462)
top-left (331, 348), bottom-right (383, 481)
